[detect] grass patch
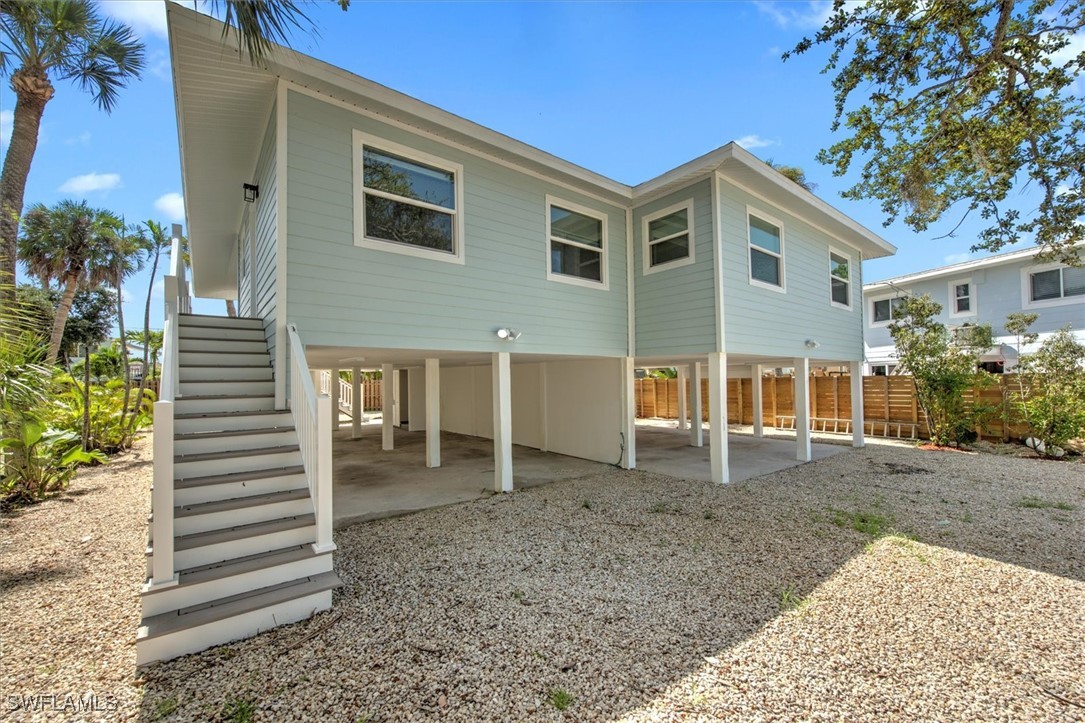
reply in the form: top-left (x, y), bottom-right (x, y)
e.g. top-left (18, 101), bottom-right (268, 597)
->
top-left (222, 697), bottom-right (256, 723)
top-left (649, 501), bottom-right (682, 515)
top-left (152, 698), bottom-right (179, 721)
top-left (1017, 496), bottom-right (1076, 511)
top-left (703, 509), bottom-right (717, 520)
top-left (581, 499), bottom-right (593, 510)
top-left (830, 508), bottom-right (894, 537)
top-left (778, 584), bottom-right (814, 614)
top-left (511, 589), bottom-right (525, 601)
top-left (547, 688), bottom-right (574, 711)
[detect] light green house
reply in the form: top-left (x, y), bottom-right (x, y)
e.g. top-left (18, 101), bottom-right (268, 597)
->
top-left (138, 4), bottom-right (896, 665)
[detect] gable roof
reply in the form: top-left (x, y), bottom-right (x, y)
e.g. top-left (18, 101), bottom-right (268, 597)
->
top-left (166, 3), bottom-right (895, 297)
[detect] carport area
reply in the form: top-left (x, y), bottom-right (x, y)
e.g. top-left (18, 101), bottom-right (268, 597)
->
top-left (331, 417), bottom-right (850, 527)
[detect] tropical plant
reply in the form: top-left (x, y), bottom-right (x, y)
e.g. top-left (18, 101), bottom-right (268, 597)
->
top-left (0, 0), bottom-right (145, 306)
top-left (1010, 325), bottom-right (1085, 455)
top-left (0, 282), bottom-right (50, 437)
top-left (764, 159), bottom-right (817, 193)
top-left (125, 330), bottom-right (163, 380)
top-left (101, 223), bottom-right (149, 431)
top-left (0, 417), bottom-right (104, 502)
top-left (888, 294), bottom-right (995, 445)
top-left (784, 0), bottom-right (1085, 264)
top-left (17, 200), bottom-right (123, 364)
top-left (213, 0), bottom-right (350, 65)
top-left (49, 376), bottom-right (154, 454)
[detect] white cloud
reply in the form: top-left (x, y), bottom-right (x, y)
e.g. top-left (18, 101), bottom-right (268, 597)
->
top-left (943, 252), bottom-right (972, 265)
top-left (754, 0), bottom-right (834, 30)
top-left (64, 130), bottom-right (92, 146)
top-left (58, 172), bottom-right (122, 194)
top-left (154, 192), bottom-right (185, 222)
top-left (100, 0), bottom-right (168, 39)
top-left (0, 110), bottom-right (12, 154)
top-left (734, 134), bottom-right (776, 150)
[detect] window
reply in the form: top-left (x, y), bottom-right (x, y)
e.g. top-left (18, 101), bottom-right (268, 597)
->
top-left (352, 131), bottom-right (464, 263)
top-left (1027, 265), bottom-right (1085, 304)
top-left (829, 248), bottom-right (850, 308)
top-left (949, 279), bottom-right (974, 317)
top-left (871, 364), bottom-right (897, 376)
top-left (546, 196), bottom-right (607, 288)
top-left (643, 200), bottom-right (694, 274)
top-left (747, 209), bottom-right (784, 290)
top-left (871, 295), bottom-right (906, 325)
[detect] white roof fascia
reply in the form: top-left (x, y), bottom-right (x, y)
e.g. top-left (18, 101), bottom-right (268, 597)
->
top-left (863, 243), bottom-right (1084, 291)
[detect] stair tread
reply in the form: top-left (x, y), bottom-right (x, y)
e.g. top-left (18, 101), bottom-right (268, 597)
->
top-left (179, 349), bottom-right (271, 355)
top-left (174, 409), bottom-right (289, 420)
top-left (180, 379), bottom-right (273, 384)
top-left (178, 323), bottom-right (264, 332)
top-left (175, 487), bottom-right (310, 518)
top-left (139, 570), bottom-right (341, 639)
top-left (151, 544), bottom-right (327, 590)
top-left (177, 393), bottom-right (275, 400)
top-left (180, 313), bottom-right (262, 321)
top-left (180, 364), bottom-right (271, 368)
top-left (176, 444), bottom-right (299, 464)
top-left (174, 513), bottom-right (315, 551)
top-left (175, 426), bottom-right (295, 441)
top-left (174, 465), bottom-right (305, 489)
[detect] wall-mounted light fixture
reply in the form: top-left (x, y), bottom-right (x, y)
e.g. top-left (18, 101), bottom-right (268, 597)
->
top-left (495, 327), bottom-right (521, 341)
top-left (804, 339), bottom-right (820, 349)
top-left (243, 183), bottom-right (260, 203)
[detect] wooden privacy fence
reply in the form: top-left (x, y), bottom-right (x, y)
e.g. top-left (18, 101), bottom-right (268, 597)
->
top-left (359, 379), bottom-right (382, 411)
top-left (634, 375), bottom-right (1032, 442)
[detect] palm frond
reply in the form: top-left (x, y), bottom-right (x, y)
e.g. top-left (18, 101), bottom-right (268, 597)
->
top-left (217, 0), bottom-right (314, 65)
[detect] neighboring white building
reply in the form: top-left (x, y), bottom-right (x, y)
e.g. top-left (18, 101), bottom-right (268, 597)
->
top-left (863, 245), bottom-right (1084, 375)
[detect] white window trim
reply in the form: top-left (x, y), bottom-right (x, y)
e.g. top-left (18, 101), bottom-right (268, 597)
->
top-left (545, 194), bottom-right (609, 290)
top-left (1021, 262), bottom-right (1082, 309)
top-left (642, 199), bottom-right (695, 275)
top-left (868, 291), bottom-right (908, 328)
top-left (828, 245), bottom-right (852, 310)
top-left (352, 129), bottom-right (465, 265)
top-left (948, 277), bottom-right (975, 318)
top-left (746, 205), bottom-right (786, 293)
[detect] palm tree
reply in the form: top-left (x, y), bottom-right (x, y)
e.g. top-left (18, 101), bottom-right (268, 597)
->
top-left (215, 0), bottom-right (350, 65)
top-left (18, 200), bottom-right (121, 365)
top-left (0, 1), bottom-right (144, 310)
top-left (102, 223), bottom-right (149, 431)
top-left (765, 159), bottom-right (818, 193)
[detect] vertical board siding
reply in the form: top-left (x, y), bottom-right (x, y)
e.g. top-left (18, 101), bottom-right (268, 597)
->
top-left (717, 178), bottom-right (864, 360)
top-left (632, 179), bottom-right (717, 356)
top-left (252, 105), bottom-right (278, 355)
top-left (285, 90), bottom-right (628, 357)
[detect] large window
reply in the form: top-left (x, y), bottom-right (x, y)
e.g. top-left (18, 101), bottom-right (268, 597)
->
top-left (949, 279), bottom-right (973, 317)
top-left (353, 131), bottom-right (464, 263)
top-left (1027, 265), bottom-right (1085, 303)
top-left (829, 248), bottom-right (851, 308)
top-left (643, 200), bottom-right (694, 274)
top-left (871, 295), bottom-right (907, 325)
top-left (546, 196), bottom-right (607, 288)
top-left (747, 209), bottom-right (784, 290)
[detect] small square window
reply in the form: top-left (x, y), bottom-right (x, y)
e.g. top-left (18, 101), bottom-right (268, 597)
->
top-left (872, 296), bottom-right (906, 324)
top-left (642, 200), bottom-right (695, 274)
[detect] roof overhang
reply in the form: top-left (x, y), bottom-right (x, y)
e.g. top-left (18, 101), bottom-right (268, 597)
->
top-left (167, 3), bottom-right (895, 297)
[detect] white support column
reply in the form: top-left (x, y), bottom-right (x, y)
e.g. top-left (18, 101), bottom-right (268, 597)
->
top-left (676, 365), bottom-right (689, 431)
top-left (794, 357), bottom-right (812, 462)
top-left (330, 368), bottom-right (340, 431)
top-left (689, 361), bottom-right (703, 447)
top-left (425, 358), bottom-right (441, 468)
top-left (707, 352), bottom-right (729, 484)
top-left (751, 364), bottom-right (764, 438)
top-left (492, 352), bottom-right (513, 492)
top-left (391, 370), bottom-right (401, 429)
top-left (351, 367), bottom-right (362, 439)
top-left (850, 360), bottom-right (865, 448)
top-left (381, 363), bottom-right (394, 451)
top-left (620, 357), bottom-right (637, 469)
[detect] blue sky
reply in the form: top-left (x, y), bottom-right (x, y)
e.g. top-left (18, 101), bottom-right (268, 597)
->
top-left (0, 0), bottom-right (1044, 330)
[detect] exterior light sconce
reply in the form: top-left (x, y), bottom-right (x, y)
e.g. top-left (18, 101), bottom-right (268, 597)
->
top-left (495, 328), bottom-right (521, 341)
top-left (805, 339), bottom-right (820, 349)
top-left (243, 183), bottom-right (260, 203)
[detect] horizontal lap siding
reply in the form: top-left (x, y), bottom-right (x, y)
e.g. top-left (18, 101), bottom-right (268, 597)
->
top-left (719, 179), bottom-right (863, 361)
top-left (285, 91), bottom-right (628, 356)
top-left (253, 108), bottom-right (278, 355)
top-left (633, 179), bottom-right (717, 356)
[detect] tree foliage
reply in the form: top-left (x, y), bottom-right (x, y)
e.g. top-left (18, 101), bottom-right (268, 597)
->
top-left (1009, 323), bottom-right (1085, 453)
top-left (786, 0), bottom-right (1085, 264)
top-left (765, 159), bottom-right (818, 192)
top-left (16, 284), bottom-right (115, 362)
top-left (888, 294), bottom-right (995, 445)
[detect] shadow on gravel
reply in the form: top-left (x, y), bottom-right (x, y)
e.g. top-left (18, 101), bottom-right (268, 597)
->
top-left (135, 444), bottom-right (1084, 722)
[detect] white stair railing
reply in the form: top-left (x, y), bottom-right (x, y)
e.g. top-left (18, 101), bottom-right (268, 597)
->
top-left (148, 229), bottom-right (188, 589)
top-left (318, 370), bottom-right (354, 415)
top-left (288, 324), bottom-right (335, 554)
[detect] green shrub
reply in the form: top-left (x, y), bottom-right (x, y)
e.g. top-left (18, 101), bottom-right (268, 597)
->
top-left (1011, 327), bottom-right (1085, 454)
top-left (47, 377), bottom-right (155, 454)
top-left (1, 417), bottom-right (105, 502)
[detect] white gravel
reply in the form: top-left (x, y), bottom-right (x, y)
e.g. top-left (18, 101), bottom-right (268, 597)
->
top-left (3, 433), bottom-right (1083, 721)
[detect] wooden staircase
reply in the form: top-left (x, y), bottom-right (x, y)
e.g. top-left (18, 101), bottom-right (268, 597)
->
top-left (137, 313), bottom-right (340, 665)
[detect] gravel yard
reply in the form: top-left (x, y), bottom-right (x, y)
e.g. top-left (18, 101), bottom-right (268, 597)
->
top-left (3, 433), bottom-right (1084, 721)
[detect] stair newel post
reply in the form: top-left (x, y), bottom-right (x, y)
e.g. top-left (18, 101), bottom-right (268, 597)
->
top-left (314, 393), bottom-right (336, 553)
top-left (150, 400), bottom-right (178, 587)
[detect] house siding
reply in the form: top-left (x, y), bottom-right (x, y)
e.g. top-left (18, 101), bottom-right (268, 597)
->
top-left (284, 90), bottom-right (628, 357)
top-left (632, 179), bottom-right (718, 357)
top-left (718, 178), bottom-right (864, 361)
top-left (251, 106), bottom-right (278, 356)
top-left (865, 256), bottom-right (1085, 355)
